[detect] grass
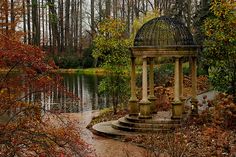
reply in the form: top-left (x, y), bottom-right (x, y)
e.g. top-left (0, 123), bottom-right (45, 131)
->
top-left (77, 68), bottom-right (107, 75)
top-left (52, 68), bottom-right (107, 75)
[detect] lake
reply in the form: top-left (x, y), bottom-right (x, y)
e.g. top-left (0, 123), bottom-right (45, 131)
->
top-left (40, 73), bottom-right (112, 113)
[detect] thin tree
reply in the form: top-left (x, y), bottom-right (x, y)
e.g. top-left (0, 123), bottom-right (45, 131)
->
top-left (105, 0), bottom-right (111, 18)
top-left (65, 0), bottom-right (70, 52)
top-left (26, 0), bottom-right (31, 44)
top-left (32, 0), bottom-right (40, 46)
top-left (91, 0), bottom-right (95, 39)
top-left (79, 0), bottom-right (83, 57)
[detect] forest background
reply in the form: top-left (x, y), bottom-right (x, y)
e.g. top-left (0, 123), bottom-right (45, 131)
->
top-left (0, 0), bottom-right (210, 68)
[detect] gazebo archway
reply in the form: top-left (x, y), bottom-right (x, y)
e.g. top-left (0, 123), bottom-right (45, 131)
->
top-left (128, 16), bottom-right (200, 119)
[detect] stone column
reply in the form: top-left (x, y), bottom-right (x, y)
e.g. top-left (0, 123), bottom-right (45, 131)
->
top-left (171, 57), bottom-right (182, 119)
top-left (191, 57), bottom-right (198, 115)
top-left (148, 58), bottom-right (157, 113)
top-left (174, 57), bottom-right (181, 102)
top-left (179, 58), bottom-right (186, 114)
top-left (128, 57), bottom-right (139, 116)
top-left (139, 57), bottom-right (151, 119)
top-left (179, 58), bottom-right (183, 99)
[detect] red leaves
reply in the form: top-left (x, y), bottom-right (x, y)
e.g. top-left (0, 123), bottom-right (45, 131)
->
top-left (0, 28), bottom-right (91, 156)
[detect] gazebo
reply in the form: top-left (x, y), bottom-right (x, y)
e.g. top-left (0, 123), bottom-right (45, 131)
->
top-left (128, 16), bottom-right (200, 119)
top-left (92, 16), bottom-right (201, 134)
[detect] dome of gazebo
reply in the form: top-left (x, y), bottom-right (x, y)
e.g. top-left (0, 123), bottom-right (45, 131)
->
top-left (134, 16), bottom-right (195, 47)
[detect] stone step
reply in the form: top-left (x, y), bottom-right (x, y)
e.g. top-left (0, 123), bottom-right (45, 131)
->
top-left (112, 121), bottom-right (172, 132)
top-left (118, 117), bottom-right (181, 129)
top-left (125, 115), bottom-right (181, 124)
top-left (92, 121), bottom-right (136, 138)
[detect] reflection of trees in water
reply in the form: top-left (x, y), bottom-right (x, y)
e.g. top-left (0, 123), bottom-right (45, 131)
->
top-left (38, 73), bottom-right (112, 113)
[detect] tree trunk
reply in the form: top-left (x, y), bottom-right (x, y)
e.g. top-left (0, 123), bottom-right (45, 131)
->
top-left (65, 0), bottom-right (70, 52)
top-left (74, 0), bottom-right (79, 53)
top-left (70, 0), bottom-right (75, 51)
top-left (48, 0), bottom-right (60, 54)
top-left (10, 0), bottom-right (15, 31)
top-left (79, 0), bottom-right (83, 57)
top-left (105, 0), bottom-right (111, 18)
top-left (41, 0), bottom-right (45, 48)
top-left (113, 0), bottom-right (117, 19)
top-left (91, 0), bottom-right (95, 39)
top-left (32, 0), bottom-right (40, 46)
top-left (27, 0), bottom-right (31, 44)
top-left (127, 0), bottom-right (131, 35)
top-left (23, 0), bottom-right (27, 43)
top-left (99, 0), bottom-right (103, 21)
top-left (58, 0), bottom-right (64, 53)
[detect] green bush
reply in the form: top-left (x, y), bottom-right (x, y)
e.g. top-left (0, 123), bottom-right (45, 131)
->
top-left (82, 46), bottom-right (95, 68)
top-left (53, 55), bottom-right (82, 69)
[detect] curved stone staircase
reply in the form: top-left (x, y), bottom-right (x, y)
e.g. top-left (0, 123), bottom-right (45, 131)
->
top-left (111, 115), bottom-right (181, 132)
top-left (92, 91), bottom-right (217, 138)
top-left (92, 111), bottom-right (183, 138)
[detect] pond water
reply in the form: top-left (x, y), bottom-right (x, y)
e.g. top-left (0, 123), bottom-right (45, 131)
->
top-left (40, 73), bottom-right (112, 113)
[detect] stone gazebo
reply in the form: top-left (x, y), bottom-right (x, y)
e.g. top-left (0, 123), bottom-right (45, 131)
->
top-left (128, 16), bottom-right (200, 121)
top-left (93, 16), bottom-right (200, 133)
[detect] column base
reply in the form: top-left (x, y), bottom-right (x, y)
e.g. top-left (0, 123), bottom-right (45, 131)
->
top-left (190, 98), bottom-right (198, 116)
top-left (171, 101), bottom-right (183, 119)
top-left (128, 98), bottom-right (139, 116)
top-left (138, 100), bottom-right (152, 119)
top-left (148, 95), bottom-right (157, 114)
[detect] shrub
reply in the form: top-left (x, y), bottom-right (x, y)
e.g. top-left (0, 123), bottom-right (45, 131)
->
top-left (53, 55), bottom-right (82, 68)
top-left (82, 46), bottom-right (95, 68)
top-left (197, 93), bottom-right (236, 129)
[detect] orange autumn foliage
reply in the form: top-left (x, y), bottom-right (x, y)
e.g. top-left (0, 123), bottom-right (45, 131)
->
top-left (0, 1), bottom-right (94, 156)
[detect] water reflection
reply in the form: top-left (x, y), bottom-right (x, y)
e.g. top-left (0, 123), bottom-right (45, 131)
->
top-left (41, 73), bottom-right (111, 113)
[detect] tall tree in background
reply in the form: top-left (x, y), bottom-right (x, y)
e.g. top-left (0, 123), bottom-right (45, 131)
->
top-left (22, 0), bottom-right (27, 43)
top-left (98, 0), bottom-right (103, 21)
top-left (105, 0), bottom-right (111, 18)
top-left (65, 0), bottom-right (70, 52)
top-left (91, 0), bottom-right (95, 39)
top-left (26, 0), bottom-right (31, 44)
top-left (79, 0), bottom-right (83, 56)
top-left (58, 0), bottom-right (64, 52)
top-left (48, 0), bottom-right (60, 53)
top-left (1, 0), bottom-right (203, 60)
top-left (32, 0), bottom-right (40, 45)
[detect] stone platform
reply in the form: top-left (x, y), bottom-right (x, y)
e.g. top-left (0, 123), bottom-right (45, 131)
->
top-left (92, 111), bottom-right (183, 138)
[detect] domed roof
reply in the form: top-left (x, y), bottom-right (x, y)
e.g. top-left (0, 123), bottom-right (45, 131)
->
top-left (134, 16), bottom-right (195, 47)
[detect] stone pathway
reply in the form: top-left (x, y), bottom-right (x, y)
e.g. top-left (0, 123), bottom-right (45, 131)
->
top-left (63, 111), bottom-right (146, 157)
